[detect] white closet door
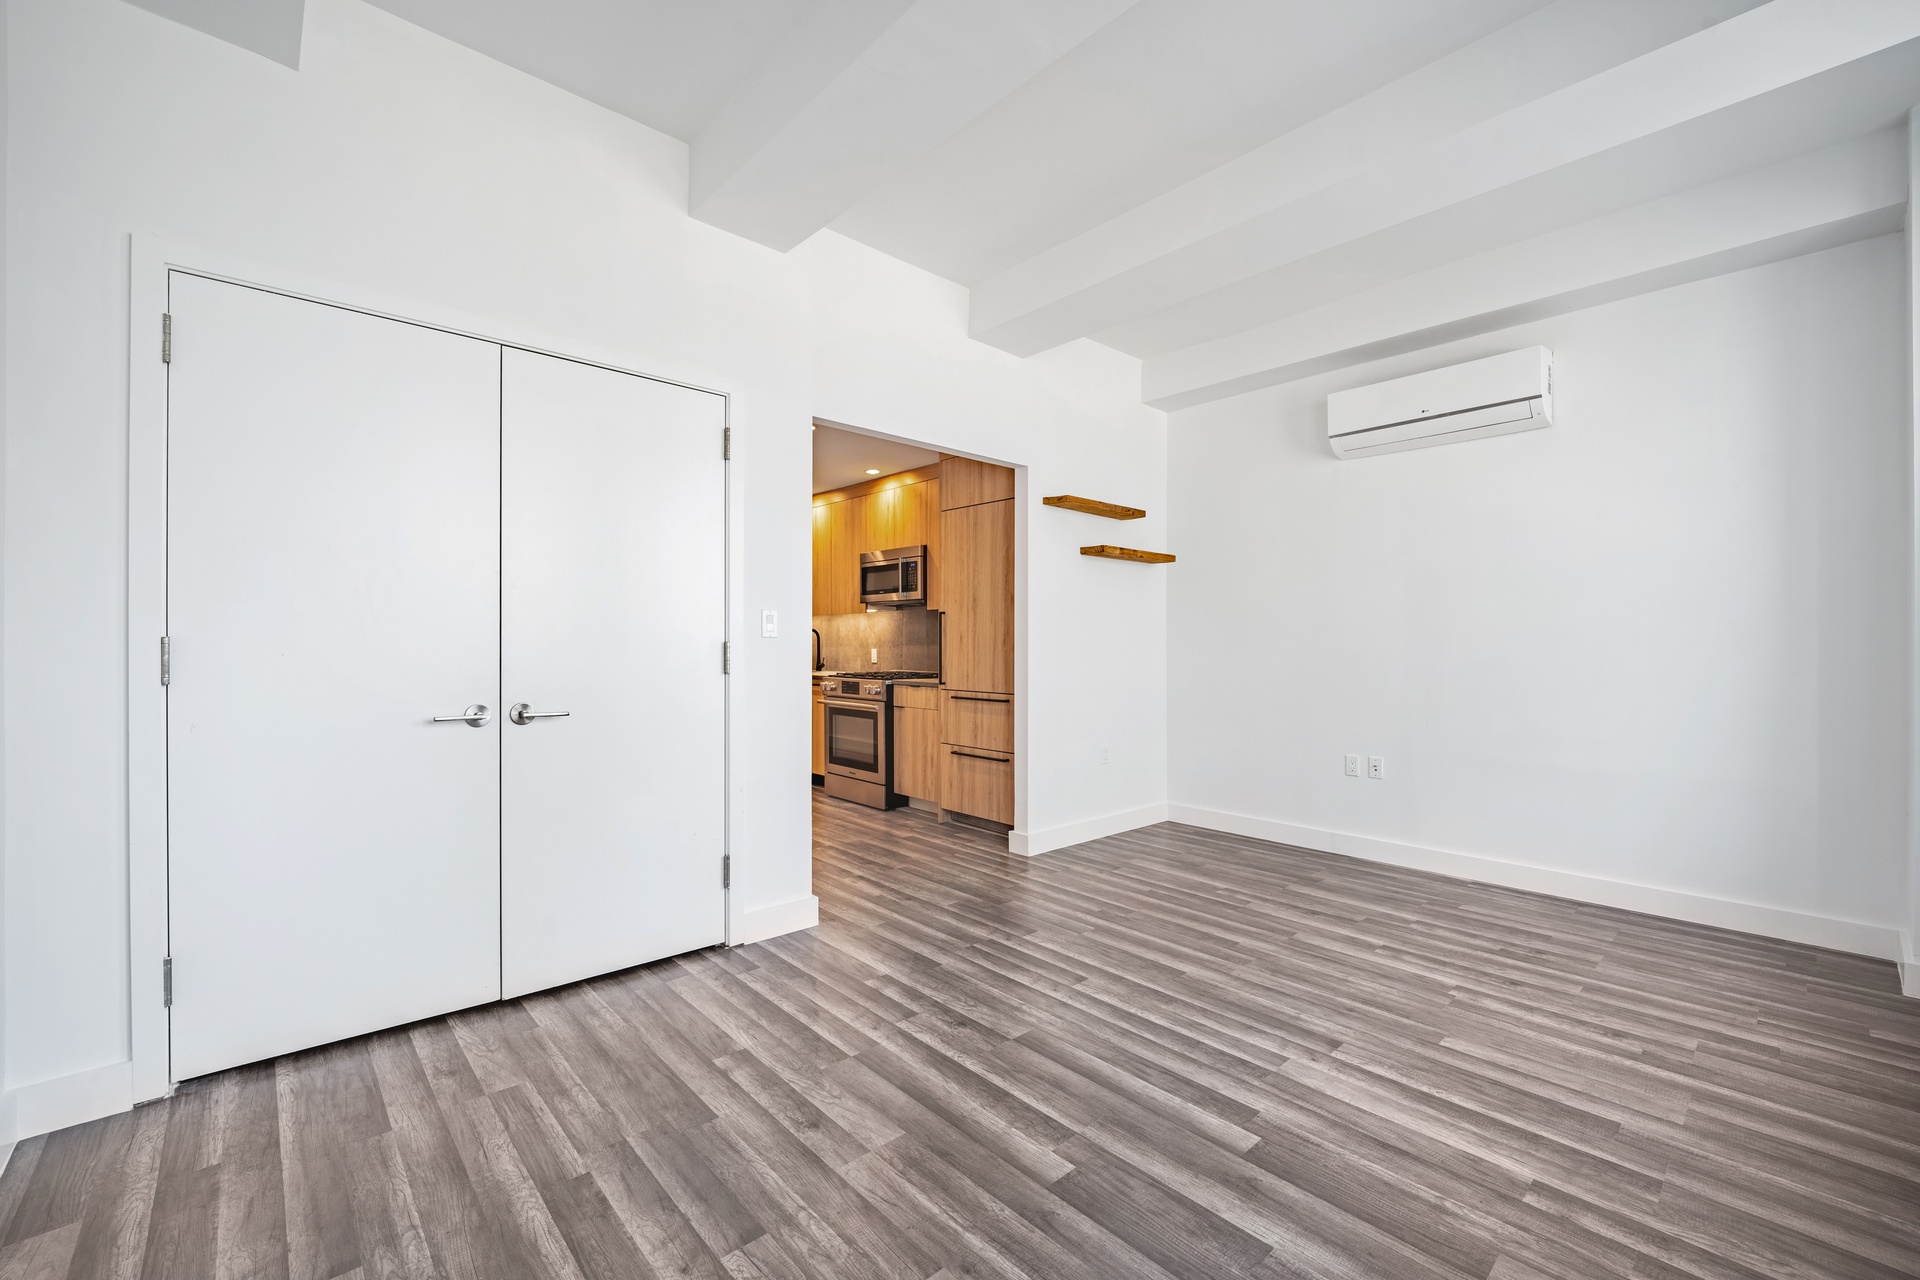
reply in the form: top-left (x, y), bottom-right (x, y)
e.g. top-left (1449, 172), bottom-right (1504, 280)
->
top-left (501, 349), bottom-right (727, 998)
top-left (167, 274), bottom-right (502, 1080)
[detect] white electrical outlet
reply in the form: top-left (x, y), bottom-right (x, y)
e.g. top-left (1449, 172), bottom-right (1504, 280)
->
top-left (870, 647), bottom-right (878, 664)
top-left (1368, 755), bottom-right (1385, 779)
top-left (1101, 745), bottom-right (1110, 764)
top-left (1344, 753), bottom-right (1361, 777)
top-left (760, 609), bottom-right (778, 638)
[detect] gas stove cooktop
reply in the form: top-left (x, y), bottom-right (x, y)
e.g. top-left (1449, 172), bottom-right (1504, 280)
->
top-left (818, 670), bottom-right (938, 681)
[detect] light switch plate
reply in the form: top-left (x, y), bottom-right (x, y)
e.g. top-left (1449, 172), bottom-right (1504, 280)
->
top-left (760, 609), bottom-right (778, 638)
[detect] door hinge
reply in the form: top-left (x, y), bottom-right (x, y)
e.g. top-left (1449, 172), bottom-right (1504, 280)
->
top-left (162, 957), bottom-right (173, 1007)
top-left (723, 854), bottom-right (731, 890)
top-left (723, 426), bottom-right (731, 460)
top-left (160, 635), bottom-right (170, 686)
top-left (161, 313), bottom-right (172, 364)
top-left (722, 641), bottom-right (730, 674)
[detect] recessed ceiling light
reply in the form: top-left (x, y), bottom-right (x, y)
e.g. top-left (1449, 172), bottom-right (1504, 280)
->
top-left (865, 468), bottom-right (881, 475)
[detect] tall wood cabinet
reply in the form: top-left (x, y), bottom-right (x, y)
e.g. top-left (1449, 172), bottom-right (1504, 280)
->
top-left (940, 500), bottom-right (1014, 695)
top-left (938, 458), bottom-right (1015, 825)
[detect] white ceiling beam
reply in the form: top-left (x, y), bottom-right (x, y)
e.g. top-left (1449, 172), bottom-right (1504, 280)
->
top-left (119, 0), bottom-right (305, 68)
top-left (969, 0), bottom-right (1920, 356)
top-left (1103, 43), bottom-right (1920, 359)
top-left (690, 0), bottom-right (1139, 252)
top-left (970, 0), bottom-right (1735, 346)
top-left (1140, 129), bottom-right (1906, 410)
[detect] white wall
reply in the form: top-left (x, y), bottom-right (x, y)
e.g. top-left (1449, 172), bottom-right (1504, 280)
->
top-left (1907, 113), bottom-right (1920, 999)
top-left (0, 0), bottom-right (11, 1160)
top-left (2, 0), bottom-right (1166, 1137)
top-left (1169, 236), bottom-right (1912, 959)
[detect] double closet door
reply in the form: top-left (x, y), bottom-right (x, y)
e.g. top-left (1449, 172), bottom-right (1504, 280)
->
top-left (164, 273), bottom-right (726, 1082)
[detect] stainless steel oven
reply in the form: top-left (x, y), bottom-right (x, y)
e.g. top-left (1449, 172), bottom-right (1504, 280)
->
top-left (822, 678), bottom-right (899, 809)
top-left (859, 545), bottom-right (927, 608)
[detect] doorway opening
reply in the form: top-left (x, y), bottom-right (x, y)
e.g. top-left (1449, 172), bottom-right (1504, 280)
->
top-left (809, 420), bottom-right (1016, 840)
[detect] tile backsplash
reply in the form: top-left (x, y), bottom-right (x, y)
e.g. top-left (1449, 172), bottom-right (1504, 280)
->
top-left (813, 609), bottom-right (941, 674)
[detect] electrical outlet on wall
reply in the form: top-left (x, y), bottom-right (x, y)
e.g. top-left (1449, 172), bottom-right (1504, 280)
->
top-left (1344, 753), bottom-right (1361, 777)
top-left (1368, 755), bottom-right (1386, 779)
top-left (870, 647), bottom-right (878, 664)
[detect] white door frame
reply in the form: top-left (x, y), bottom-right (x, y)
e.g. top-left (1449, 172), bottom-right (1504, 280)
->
top-left (126, 234), bottom-right (738, 1103)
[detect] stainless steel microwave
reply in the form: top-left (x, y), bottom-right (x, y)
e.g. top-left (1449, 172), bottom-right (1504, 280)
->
top-left (859, 545), bottom-right (927, 608)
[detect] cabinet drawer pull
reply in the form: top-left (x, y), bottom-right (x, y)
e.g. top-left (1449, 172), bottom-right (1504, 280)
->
top-left (949, 748), bottom-right (1011, 763)
top-left (949, 694), bottom-right (1011, 703)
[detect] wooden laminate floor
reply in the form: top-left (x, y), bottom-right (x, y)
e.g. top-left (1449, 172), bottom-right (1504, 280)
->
top-left (5, 794), bottom-right (1920, 1280)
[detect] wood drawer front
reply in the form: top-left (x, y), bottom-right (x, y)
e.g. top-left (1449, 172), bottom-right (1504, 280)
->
top-left (941, 747), bottom-right (1013, 825)
top-left (893, 684), bottom-right (939, 711)
top-left (941, 691), bottom-right (1012, 752)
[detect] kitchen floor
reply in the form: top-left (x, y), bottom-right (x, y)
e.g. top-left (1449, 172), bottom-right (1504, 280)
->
top-left (4, 796), bottom-right (1917, 1279)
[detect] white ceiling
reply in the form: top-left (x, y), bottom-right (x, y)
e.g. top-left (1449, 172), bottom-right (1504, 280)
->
top-left (339, 1), bottom-right (1920, 405)
top-left (812, 423), bottom-right (941, 494)
top-left (361, 0), bottom-right (815, 141)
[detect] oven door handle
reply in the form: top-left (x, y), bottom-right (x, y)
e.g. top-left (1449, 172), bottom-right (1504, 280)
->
top-left (822, 697), bottom-right (883, 711)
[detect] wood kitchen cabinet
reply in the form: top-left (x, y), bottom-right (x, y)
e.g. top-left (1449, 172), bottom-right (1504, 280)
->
top-left (940, 455), bottom-right (1016, 509)
top-left (811, 502), bottom-right (833, 616)
top-left (940, 746), bottom-right (1013, 825)
top-left (892, 684), bottom-right (939, 801)
top-left (939, 495), bottom-right (1014, 694)
top-left (938, 689), bottom-right (1014, 825)
top-left (811, 686), bottom-right (826, 779)
top-left (870, 482), bottom-right (907, 551)
top-left (828, 491), bottom-right (869, 615)
top-left (941, 690), bottom-right (1012, 752)
top-left (921, 478), bottom-right (942, 610)
top-left (811, 467), bottom-right (940, 615)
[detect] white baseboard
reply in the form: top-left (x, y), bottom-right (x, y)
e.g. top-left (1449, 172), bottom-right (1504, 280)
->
top-left (1, 1060), bottom-right (135, 1145)
top-left (736, 893), bottom-right (819, 945)
top-left (1011, 803), bottom-right (1170, 857)
top-left (1168, 805), bottom-right (1907, 963)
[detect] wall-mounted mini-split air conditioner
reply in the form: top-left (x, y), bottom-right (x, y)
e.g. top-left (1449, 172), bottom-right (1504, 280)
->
top-left (1327, 347), bottom-right (1553, 459)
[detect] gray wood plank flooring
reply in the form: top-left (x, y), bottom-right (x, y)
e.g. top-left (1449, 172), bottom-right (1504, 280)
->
top-left (5, 793), bottom-right (1919, 1279)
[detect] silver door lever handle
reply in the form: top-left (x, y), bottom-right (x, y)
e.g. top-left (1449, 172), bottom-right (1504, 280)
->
top-left (509, 702), bottom-right (571, 725)
top-left (433, 704), bottom-right (491, 727)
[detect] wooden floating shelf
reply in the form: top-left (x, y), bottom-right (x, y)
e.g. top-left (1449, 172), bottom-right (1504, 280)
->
top-left (1044, 494), bottom-right (1145, 520)
top-left (1081, 544), bottom-right (1176, 564)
